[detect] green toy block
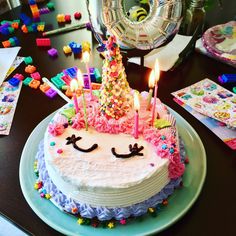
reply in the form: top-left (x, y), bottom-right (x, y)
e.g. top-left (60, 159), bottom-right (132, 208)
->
top-left (24, 56), bottom-right (33, 65)
top-left (51, 76), bottom-right (66, 89)
top-left (8, 27), bottom-right (14, 34)
top-left (23, 77), bottom-right (33, 86)
top-left (8, 38), bottom-right (15, 46)
top-left (94, 68), bottom-right (101, 83)
top-left (47, 2), bottom-right (55, 10)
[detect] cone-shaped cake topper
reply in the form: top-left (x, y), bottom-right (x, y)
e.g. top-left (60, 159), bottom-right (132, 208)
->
top-left (99, 36), bottom-right (132, 119)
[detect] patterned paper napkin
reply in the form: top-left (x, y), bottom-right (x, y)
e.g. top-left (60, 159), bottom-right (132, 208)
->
top-left (172, 78), bottom-right (236, 128)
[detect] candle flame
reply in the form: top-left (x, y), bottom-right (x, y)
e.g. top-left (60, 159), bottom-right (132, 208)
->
top-left (148, 70), bottom-right (155, 88)
top-left (134, 91), bottom-right (140, 111)
top-left (82, 51), bottom-right (90, 63)
top-left (154, 59), bottom-right (160, 83)
top-left (70, 79), bottom-right (78, 92)
top-left (77, 69), bottom-right (84, 88)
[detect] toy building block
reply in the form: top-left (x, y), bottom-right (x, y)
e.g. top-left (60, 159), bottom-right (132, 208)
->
top-left (2, 40), bottom-right (10, 48)
top-left (8, 77), bottom-right (20, 87)
top-left (21, 25), bottom-right (28, 33)
top-left (11, 22), bottom-right (19, 29)
top-left (61, 74), bottom-right (71, 85)
top-left (94, 68), bottom-right (101, 82)
top-left (36, 38), bottom-right (51, 47)
top-left (65, 15), bottom-right (71, 23)
top-left (82, 41), bottom-right (91, 52)
top-left (83, 74), bottom-right (90, 89)
top-left (65, 87), bottom-right (73, 97)
top-left (31, 72), bottom-right (41, 81)
top-left (24, 56), bottom-right (33, 65)
top-left (39, 82), bottom-right (50, 93)
top-left (48, 48), bottom-right (58, 57)
top-left (45, 88), bottom-right (57, 98)
top-left (63, 67), bottom-right (77, 78)
top-left (25, 65), bottom-right (36, 73)
top-left (29, 79), bottom-right (40, 89)
top-left (70, 43), bottom-right (82, 54)
top-left (63, 45), bottom-right (72, 54)
top-left (47, 2), bottom-right (55, 11)
top-left (23, 77), bottom-right (33, 86)
top-left (91, 82), bottom-right (101, 90)
top-left (37, 23), bottom-right (45, 31)
top-left (39, 8), bottom-right (50, 15)
top-left (51, 75), bottom-right (66, 89)
top-left (57, 14), bottom-right (65, 23)
top-left (74, 12), bottom-right (82, 20)
top-left (13, 73), bottom-right (24, 81)
top-left (20, 13), bottom-right (32, 26)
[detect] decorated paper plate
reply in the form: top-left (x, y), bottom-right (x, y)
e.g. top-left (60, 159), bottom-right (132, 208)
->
top-left (19, 108), bottom-right (206, 236)
top-left (202, 21), bottom-right (236, 64)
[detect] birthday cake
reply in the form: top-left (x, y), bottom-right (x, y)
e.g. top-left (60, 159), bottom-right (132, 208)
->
top-left (34, 36), bottom-right (186, 227)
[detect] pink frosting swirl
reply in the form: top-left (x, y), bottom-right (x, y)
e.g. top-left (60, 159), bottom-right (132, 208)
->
top-left (48, 123), bottom-right (65, 136)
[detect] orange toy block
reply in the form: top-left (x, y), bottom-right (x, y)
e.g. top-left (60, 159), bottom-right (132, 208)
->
top-left (40, 82), bottom-right (50, 93)
top-left (65, 88), bottom-right (73, 97)
top-left (21, 24), bottom-right (28, 33)
top-left (11, 22), bottom-right (19, 29)
top-left (25, 65), bottom-right (36, 74)
top-left (2, 40), bottom-right (10, 48)
top-left (91, 83), bottom-right (101, 90)
top-left (29, 79), bottom-right (40, 89)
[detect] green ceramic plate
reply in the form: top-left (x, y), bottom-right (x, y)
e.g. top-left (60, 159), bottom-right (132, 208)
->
top-left (19, 108), bottom-right (206, 236)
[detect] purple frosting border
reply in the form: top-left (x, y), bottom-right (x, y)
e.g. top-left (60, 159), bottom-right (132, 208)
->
top-left (35, 139), bottom-right (185, 221)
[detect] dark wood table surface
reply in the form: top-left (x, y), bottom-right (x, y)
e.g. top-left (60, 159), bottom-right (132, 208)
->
top-left (0, 1), bottom-right (236, 235)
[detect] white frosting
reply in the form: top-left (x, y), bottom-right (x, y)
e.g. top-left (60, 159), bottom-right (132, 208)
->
top-left (216, 38), bottom-right (236, 53)
top-left (44, 126), bottom-right (170, 208)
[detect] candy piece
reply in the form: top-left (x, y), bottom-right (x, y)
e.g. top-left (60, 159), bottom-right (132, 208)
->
top-left (45, 88), bottom-right (57, 98)
top-left (48, 48), bottom-right (58, 57)
top-left (74, 12), bottom-right (82, 20)
top-left (57, 14), bottom-right (65, 23)
top-left (63, 45), bottom-right (72, 54)
top-left (36, 38), bottom-right (51, 47)
top-left (29, 79), bottom-right (40, 89)
top-left (40, 82), bottom-right (50, 93)
top-left (31, 72), bottom-right (41, 81)
top-left (64, 15), bottom-right (71, 23)
top-left (24, 56), bottom-right (33, 65)
top-left (23, 77), bottom-right (33, 86)
top-left (57, 149), bottom-right (63, 154)
top-left (25, 65), bottom-right (36, 73)
top-left (8, 77), bottom-right (20, 87)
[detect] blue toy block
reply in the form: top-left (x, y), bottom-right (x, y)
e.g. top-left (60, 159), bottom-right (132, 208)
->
top-left (8, 77), bottom-right (20, 87)
top-left (20, 13), bottom-right (32, 26)
top-left (12, 36), bottom-right (20, 46)
top-left (28, 0), bottom-right (36, 5)
top-left (64, 67), bottom-right (77, 78)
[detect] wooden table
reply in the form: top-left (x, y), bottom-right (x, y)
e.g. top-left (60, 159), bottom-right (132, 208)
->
top-left (0, 1), bottom-right (236, 235)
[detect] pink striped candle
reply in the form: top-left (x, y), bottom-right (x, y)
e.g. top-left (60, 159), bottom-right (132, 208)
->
top-left (134, 91), bottom-right (140, 139)
top-left (70, 79), bottom-right (79, 113)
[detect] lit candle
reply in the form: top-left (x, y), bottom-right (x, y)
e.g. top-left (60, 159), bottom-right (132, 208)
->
top-left (151, 60), bottom-right (160, 126)
top-left (77, 69), bottom-right (88, 131)
top-left (134, 91), bottom-right (140, 139)
top-left (70, 79), bottom-right (79, 113)
top-left (146, 70), bottom-right (155, 110)
top-left (82, 51), bottom-right (93, 100)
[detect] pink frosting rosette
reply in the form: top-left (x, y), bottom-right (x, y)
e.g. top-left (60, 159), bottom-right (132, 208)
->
top-left (48, 122), bottom-right (65, 136)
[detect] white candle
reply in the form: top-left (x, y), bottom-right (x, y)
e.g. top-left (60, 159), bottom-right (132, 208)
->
top-left (146, 70), bottom-right (155, 110)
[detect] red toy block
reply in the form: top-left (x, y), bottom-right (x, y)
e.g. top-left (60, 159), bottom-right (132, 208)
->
top-left (21, 24), bottom-right (28, 33)
top-left (61, 75), bottom-right (72, 85)
top-left (36, 38), bottom-right (51, 47)
top-left (11, 22), bottom-right (19, 29)
top-left (31, 72), bottom-right (41, 80)
top-left (29, 79), bottom-right (40, 89)
top-left (13, 73), bottom-right (24, 81)
top-left (25, 65), bottom-right (36, 74)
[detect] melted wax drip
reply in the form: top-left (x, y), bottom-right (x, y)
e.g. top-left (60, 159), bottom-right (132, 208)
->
top-left (111, 143), bottom-right (144, 158)
top-left (66, 134), bottom-right (98, 153)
